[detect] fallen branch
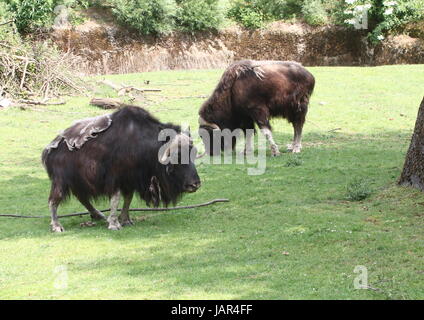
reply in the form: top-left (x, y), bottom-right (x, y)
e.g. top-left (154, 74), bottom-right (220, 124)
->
top-left (18, 99), bottom-right (65, 106)
top-left (90, 97), bottom-right (123, 109)
top-left (99, 79), bottom-right (161, 97)
top-left (0, 199), bottom-right (230, 219)
top-left (0, 20), bottom-right (14, 27)
top-left (19, 58), bottom-right (29, 89)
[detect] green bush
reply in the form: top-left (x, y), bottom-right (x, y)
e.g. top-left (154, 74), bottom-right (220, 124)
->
top-left (0, 2), bottom-right (19, 43)
top-left (346, 178), bottom-right (372, 201)
top-left (301, 0), bottom-right (328, 26)
top-left (227, 0), bottom-right (267, 29)
top-left (175, 0), bottom-right (223, 32)
top-left (343, 0), bottom-right (424, 44)
top-left (111, 0), bottom-right (176, 35)
top-left (227, 0), bottom-right (326, 28)
top-left (5, 0), bottom-right (54, 33)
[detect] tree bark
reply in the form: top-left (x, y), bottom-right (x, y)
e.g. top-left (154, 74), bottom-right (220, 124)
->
top-left (399, 97), bottom-right (424, 190)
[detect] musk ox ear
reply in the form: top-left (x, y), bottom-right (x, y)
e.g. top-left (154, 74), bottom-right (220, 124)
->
top-left (149, 176), bottom-right (162, 207)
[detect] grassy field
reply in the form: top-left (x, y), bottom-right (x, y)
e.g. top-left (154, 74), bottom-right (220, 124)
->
top-left (0, 65), bottom-right (423, 299)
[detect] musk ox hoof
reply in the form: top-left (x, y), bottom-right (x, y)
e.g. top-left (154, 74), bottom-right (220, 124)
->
top-left (90, 210), bottom-right (106, 221)
top-left (271, 149), bottom-right (281, 157)
top-left (287, 143), bottom-right (302, 153)
top-left (108, 223), bottom-right (122, 231)
top-left (121, 219), bottom-right (134, 227)
top-left (107, 217), bottom-right (122, 230)
top-left (270, 145), bottom-right (281, 157)
top-left (51, 223), bottom-right (64, 233)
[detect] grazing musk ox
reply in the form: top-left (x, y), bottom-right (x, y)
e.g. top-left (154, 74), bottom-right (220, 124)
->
top-left (42, 106), bottom-right (201, 232)
top-left (198, 60), bottom-right (315, 156)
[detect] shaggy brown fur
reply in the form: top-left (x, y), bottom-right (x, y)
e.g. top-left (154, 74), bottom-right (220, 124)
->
top-left (43, 105), bottom-right (201, 232)
top-left (198, 60), bottom-right (315, 155)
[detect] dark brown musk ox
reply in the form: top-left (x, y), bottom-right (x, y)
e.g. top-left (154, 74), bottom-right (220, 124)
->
top-left (42, 105), bottom-right (201, 232)
top-left (198, 60), bottom-right (315, 156)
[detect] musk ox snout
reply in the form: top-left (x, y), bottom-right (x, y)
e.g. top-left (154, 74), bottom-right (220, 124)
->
top-left (199, 126), bottom-right (238, 156)
top-left (184, 179), bottom-right (201, 193)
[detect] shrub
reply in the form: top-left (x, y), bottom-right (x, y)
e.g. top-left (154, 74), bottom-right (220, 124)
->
top-left (227, 0), bottom-right (266, 29)
top-left (0, 2), bottom-right (19, 43)
top-left (227, 0), bottom-right (327, 28)
top-left (175, 0), bottom-right (223, 32)
top-left (301, 0), bottom-right (328, 26)
top-left (111, 0), bottom-right (176, 35)
top-left (5, 0), bottom-right (54, 33)
top-left (342, 0), bottom-right (424, 44)
top-left (346, 178), bottom-right (372, 201)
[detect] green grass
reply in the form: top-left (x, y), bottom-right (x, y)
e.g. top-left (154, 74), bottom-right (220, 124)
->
top-left (0, 65), bottom-right (423, 299)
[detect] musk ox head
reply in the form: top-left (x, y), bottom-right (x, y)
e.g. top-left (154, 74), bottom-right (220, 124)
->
top-left (198, 117), bottom-right (237, 156)
top-left (159, 133), bottom-right (201, 193)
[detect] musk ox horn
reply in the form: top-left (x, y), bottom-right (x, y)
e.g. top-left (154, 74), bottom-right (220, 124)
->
top-left (160, 133), bottom-right (191, 163)
top-left (198, 117), bottom-right (220, 130)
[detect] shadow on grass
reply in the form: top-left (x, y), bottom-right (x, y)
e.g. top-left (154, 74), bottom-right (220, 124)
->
top-left (0, 130), bottom-right (414, 237)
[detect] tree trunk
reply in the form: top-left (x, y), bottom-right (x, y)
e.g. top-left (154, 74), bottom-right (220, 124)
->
top-left (399, 97), bottom-right (424, 190)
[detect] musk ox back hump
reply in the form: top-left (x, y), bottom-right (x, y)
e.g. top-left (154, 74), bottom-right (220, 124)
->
top-left (42, 114), bottom-right (112, 167)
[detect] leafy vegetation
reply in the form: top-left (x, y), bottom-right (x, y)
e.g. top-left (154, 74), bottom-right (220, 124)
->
top-left (0, 65), bottom-right (423, 299)
top-left (4, 0), bottom-right (53, 33)
top-left (346, 178), bottom-right (373, 201)
top-left (227, 0), bottom-right (268, 29)
top-left (175, 0), bottom-right (224, 32)
top-left (111, 0), bottom-right (177, 35)
top-left (343, 0), bottom-right (424, 43)
top-left (1, 0), bottom-right (422, 37)
top-left (301, 0), bottom-right (328, 26)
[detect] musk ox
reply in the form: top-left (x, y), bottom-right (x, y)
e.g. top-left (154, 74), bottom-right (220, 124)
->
top-left (42, 105), bottom-right (201, 232)
top-left (198, 60), bottom-right (315, 156)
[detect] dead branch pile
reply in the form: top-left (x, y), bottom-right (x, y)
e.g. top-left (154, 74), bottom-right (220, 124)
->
top-left (0, 40), bottom-right (87, 103)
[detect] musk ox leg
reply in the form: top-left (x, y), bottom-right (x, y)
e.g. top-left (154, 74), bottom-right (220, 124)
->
top-left (77, 198), bottom-right (106, 221)
top-left (49, 200), bottom-right (64, 233)
top-left (119, 193), bottom-right (134, 227)
top-left (243, 130), bottom-right (254, 155)
top-left (250, 109), bottom-right (280, 156)
top-left (89, 209), bottom-right (106, 221)
top-left (287, 118), bottom-right (305, 153)
top-left (260, 127), bottom-right (281, 157)
top-left (107, 191), bottom-right (122, 231)
top-left (48, 184), bottom-right (65, 232)
top-left (242, 120), bottom-right (255, 155)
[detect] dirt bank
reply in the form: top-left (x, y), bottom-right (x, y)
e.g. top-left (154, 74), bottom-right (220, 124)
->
top-left (50, 9), bottom-right (424, 75)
